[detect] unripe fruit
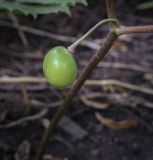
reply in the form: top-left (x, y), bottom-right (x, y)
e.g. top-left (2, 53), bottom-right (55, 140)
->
top-left (43, 46), bottom-right (77, 88)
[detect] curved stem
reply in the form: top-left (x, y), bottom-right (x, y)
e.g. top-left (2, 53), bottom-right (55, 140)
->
top-left (68, 18), bottom-right (118, 52)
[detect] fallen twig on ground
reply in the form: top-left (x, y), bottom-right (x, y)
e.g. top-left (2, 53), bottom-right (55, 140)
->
top-left (0, 109), bottom-right (48, 128)
top-left (0, 77), bottom-right (153, 95)
top-left (85, 79), bottom-right (153, 95)
top-left (81, 92), bottom-right (153, 109)
top-left (8, 13), bottom-right (28, 46)
top-left (0, 20), bottom-right (100, 50)
top-left (80, 61), bottom-right (153, 73)
top-left (30, 100), bottom-right (62, 109)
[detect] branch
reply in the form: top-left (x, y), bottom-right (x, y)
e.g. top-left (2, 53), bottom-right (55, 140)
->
top-left (35, 31), bottom-right (118, 160)
top-left (85, 79), bottom-right (153, 95)
top-left (8, 13), bottom-right (29, 46)
top-left (0, 109), bottom-right (48, 128)
top-left (0, 20), bottom-right (99, 50)
top-left (106, 0), bottom-right (119, 28)
top-left (0, 76), bottom-right (46, 83)
top-left (117, 25), bottom-right (153, 35)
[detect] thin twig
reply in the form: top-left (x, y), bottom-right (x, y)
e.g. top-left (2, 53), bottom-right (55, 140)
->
top-left (82, 92), bottom-right (153, 109)
top-left (0, 76), bottom-right (46, 83)
top-left (0, 20), bottom-right (99, 50)
top-left (0, 77), bottom-right (153, 95)
top-left (0, 109), bottom-right (48, 129)
top-left (30, 100), bottom-right (62, 109)
top-left (85, 79), bottom-right (153, 95)
top-left (80, 61), bottom-right (153, 73)
top-left (8, 13), bottom-right (28, 46)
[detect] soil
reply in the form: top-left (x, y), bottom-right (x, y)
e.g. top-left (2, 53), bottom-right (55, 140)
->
top-left (0, 0), bottom-right (153, 160)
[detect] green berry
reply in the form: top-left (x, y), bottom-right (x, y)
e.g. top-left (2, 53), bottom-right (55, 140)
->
top-left (43, 46), bottom-right (77, 88)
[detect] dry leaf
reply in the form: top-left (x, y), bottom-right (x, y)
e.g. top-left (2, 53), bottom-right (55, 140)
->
top-left (112, 40), bottom-right (128, 52)
top-left (95, 112), bottom-right (138, 129)
top-left (42, 154), bottom-right (60, 160)
top-left (15, 140), bottom-right (30, 160)
top-left (21, 87), bottom-right (29, 112)
top-left (80, 95), bottom-right (109, 109)
top-left (0, 110), bottom-right (8, 122)
top-left (101, 84), bottom-right (126, 93)
top-left (144, 73), bottom-right (153, 84)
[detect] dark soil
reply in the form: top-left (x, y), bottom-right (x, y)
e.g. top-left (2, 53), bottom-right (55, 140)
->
top-left (0, 0), bottom-right (153, 160)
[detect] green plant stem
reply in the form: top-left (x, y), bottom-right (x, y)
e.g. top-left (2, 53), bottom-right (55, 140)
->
top-left (68, 18), bottom-right (118, 52)
top-left (35, 31), bottom-right (118, 160)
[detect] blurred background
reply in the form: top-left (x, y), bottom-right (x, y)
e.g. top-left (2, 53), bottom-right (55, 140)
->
top-left (0, 0), bottom-right (153, 160)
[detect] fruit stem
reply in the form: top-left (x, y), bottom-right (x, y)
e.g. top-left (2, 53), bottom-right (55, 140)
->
top-left (68, 18), bottom-right (119, 53)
